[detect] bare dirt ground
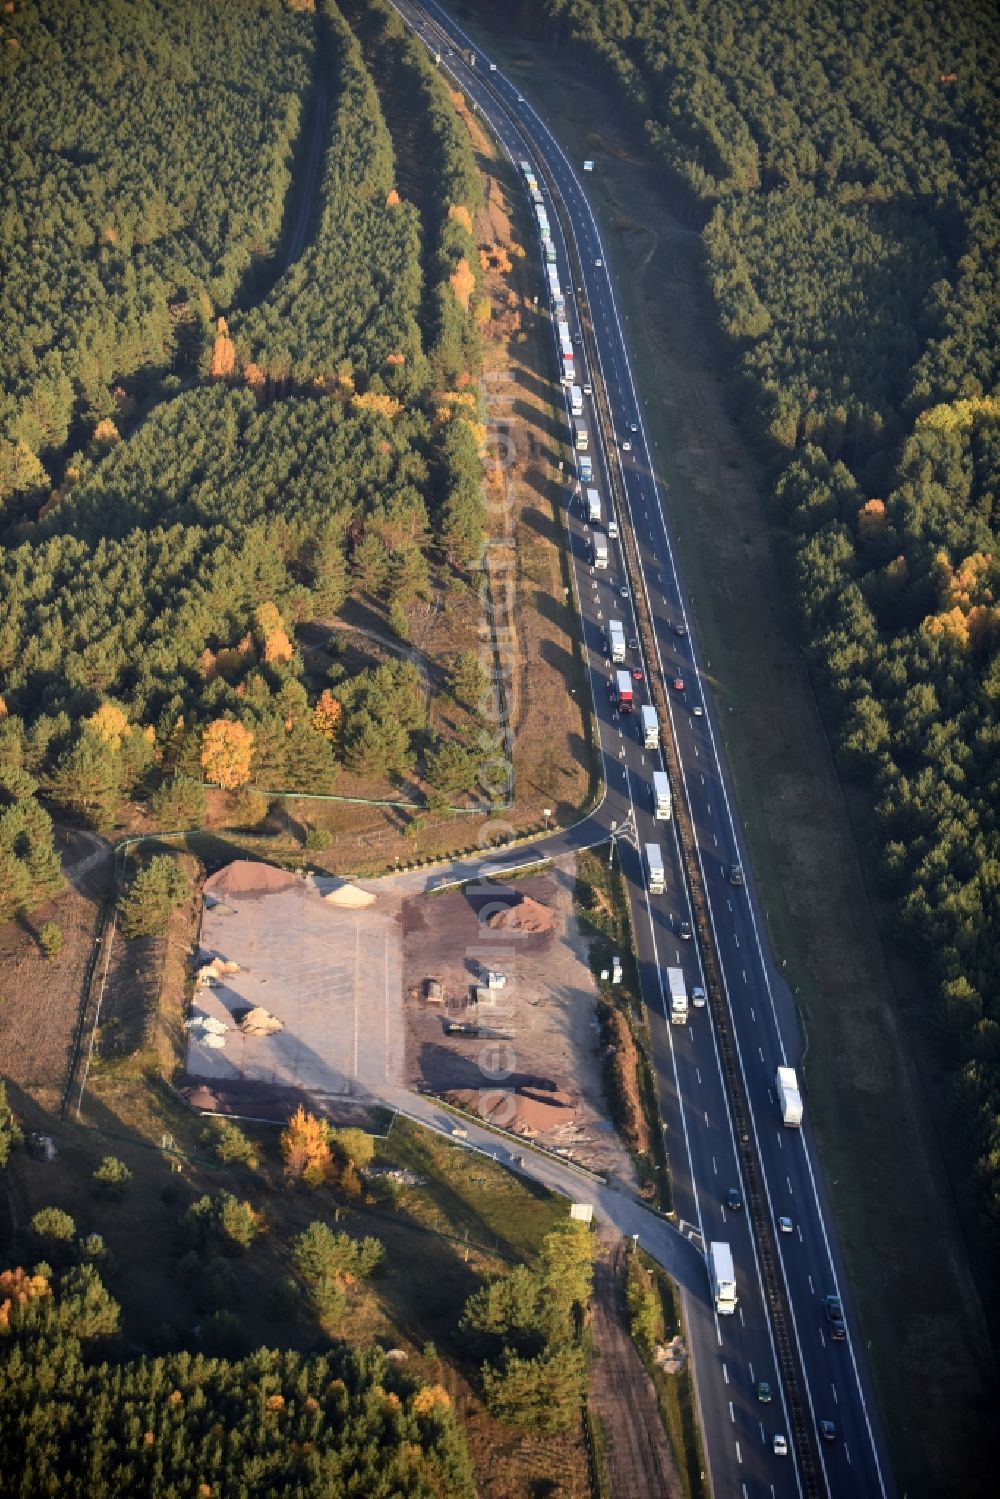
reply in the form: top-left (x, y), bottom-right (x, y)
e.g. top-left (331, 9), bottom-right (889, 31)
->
top-left (402, 860), bottom-right (634, 1184)
top-left (457, 29), bottom-right (998, 1494)
top-left (0, 828), bottom-right (110, 1107)
top-left (589, 1230), bottom-right (682, 1499)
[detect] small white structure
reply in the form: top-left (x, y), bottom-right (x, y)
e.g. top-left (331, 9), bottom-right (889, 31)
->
top-left (583, 160), bottom-right (595, 172)
top-left (570, 1202), bottom-right (594, 1223)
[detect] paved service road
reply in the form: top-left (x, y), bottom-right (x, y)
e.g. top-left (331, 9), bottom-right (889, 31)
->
top-left (385, 7), bottom-right (895, 1497)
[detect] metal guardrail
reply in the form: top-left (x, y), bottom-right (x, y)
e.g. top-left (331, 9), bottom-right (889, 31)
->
top-left (532, 137), bottom-right (824, 1498)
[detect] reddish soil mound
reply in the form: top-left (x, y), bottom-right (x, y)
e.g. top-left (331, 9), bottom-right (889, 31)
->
top-left (204, 860), bottom-right (299, 901)
top-left (485, 894), bottom-right (555, 935)
top-left (446, 1085), bottom-right (577, 1136)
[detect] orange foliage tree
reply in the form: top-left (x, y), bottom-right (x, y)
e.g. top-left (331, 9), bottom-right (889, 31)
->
top-left (200, 720), bottom-right (254, 789)
top-left (449, 257), bottom-right (476, 312)
top-left (281, 1105), bottom-right (333, 1188)
top-left (311, 689), bottom-right (342, 742)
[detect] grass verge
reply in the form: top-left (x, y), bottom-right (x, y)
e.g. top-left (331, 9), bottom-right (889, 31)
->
top-left (575, 847), bottom-right (671, 1211)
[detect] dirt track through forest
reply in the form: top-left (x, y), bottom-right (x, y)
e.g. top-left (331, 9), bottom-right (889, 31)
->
top-left (589, 1231), bottom-right (681, 1499)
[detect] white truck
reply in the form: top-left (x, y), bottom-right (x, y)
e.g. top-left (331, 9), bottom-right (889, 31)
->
top-left (573, 420), bottom-right (589, 452)
top-left (709, 1241), bottom-right (737, 1316)
top-left (608, 619), bottom-right (626, 663)
top-left (570, 384), bottom-right (583, 417)
top-left (667, 965), bottom-right (688, 1024)
top-left (592, 534), bottom-right (609, 569)
top-left (652, 769), bottom-right (672, 821)
top-left (641, 704), bottom-right (659, 749)
top-left (776, 1066), bottom-right (803, 1127)
top-left (562, 356), bottom-right (574, 385)
top-left (645, 842), bottom-right (665, 895)
top-left (586, 487), bottom-right (601, 523)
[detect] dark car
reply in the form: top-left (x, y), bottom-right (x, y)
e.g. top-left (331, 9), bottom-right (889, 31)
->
top-left (820, 1420), bottom-right (836, 1442)
top-left (726, 1187), bottom-right (742, 1211)
top-left (824, 1295), bottom-right (847, 1341)
top-left (679, 920), bottom-right (692, 940)
top-left (729, 865), bottom-right (744, 887)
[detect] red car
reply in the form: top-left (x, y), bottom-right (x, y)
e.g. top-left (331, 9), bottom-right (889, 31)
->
top-left (673, 677), bottom-right (684, 691)
top-left (631, 668), bottom-right (644, 682)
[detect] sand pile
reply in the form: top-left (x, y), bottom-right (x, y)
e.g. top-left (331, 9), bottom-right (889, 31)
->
top-left (204, 861), bottom-right (299, 901)
top-left (485, 895), bottom-right (554, 935)
top-left (236, 1006), bottom-right (283, 1037)
top-left (322, 882), bottom-right (377, 908)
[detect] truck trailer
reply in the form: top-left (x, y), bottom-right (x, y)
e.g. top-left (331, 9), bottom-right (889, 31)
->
top-left (615, 669), bottom-right (634, 712)
top-left (570, 384), bottom-right (583, 417)
top-left (592, 534), bottom-right (609, 569)
top-left (574, 420), bottom-right (589, 451)
top-left (641, 704), bottom-right (659, 749)
top-left (776, 1066), bottom-right (803, 1127)
top-left (652, 769), bottom-right (672, 821)
top-left (645, 842), bottom-right (665, 895)
top-left (666, 965), bottom-right (688, 1024)
top-left (708, 1242), bottom-right (737, 1315)
top-left (586, 487), bottom-right (601, 523)
top-left (608, 619), bottom-right (626, 663)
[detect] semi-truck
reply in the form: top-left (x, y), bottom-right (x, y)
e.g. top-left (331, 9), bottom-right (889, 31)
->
top-left (645, 842), bottom-right (665, 894)
top-left (708, 1242), bottom-right (737, 1315)
top-left (574, 420), bottom-right (589, 451)
top-left (586, 487), bottom-right (601, 523)
top-left (592, 534), bottom-right (608, 569)
top-left (608, 619), bottom-right (626, 663)
top-left (570, 384), bottom-right (583, 416)
top-left (615, 669), bottom-right (634, 712)
top-left (667, 965), bottom-right (688, 1024)
top-left (562, 357), bottom-right (574, 385)
top-left (776, 1066), bottom-right (803, 1127)
top-left (652, 769), bottom-right (672, 821)
top-left (641, 704), bottom-right (659, 749)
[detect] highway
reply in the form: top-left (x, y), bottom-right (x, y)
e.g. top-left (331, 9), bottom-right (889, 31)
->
top-left (387, 5), bottom-right (894, 1495)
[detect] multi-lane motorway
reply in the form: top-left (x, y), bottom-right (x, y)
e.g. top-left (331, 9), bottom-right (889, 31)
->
top-left (387, 4), bottom-right (894, 1494)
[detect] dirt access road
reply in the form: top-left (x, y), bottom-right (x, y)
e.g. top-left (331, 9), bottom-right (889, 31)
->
top-left (590, 1230), bottom-right (682, 1499)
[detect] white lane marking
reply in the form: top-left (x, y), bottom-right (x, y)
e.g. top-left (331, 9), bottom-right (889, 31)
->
top-left (808, 1275), bottom-right (815, 1294)
top-left (704, 1110), bottom-right (709, 1126)
top-left (748, 1362), bottom-right (755, 1383)
top-left (696, 1067), bottom-right (702, 1084)
top-left (750, 1006), bottom-right (755, 1021)
top-left (735, 1441), bottom-right (742, 1465)
top-left (712, 1155), bottom-right (718, 1175)
top-left (787, 1175), bottom-right (793, 1195)
top-left (723, 1363), bottom-right (729, 1385)
top-left (729, 1401), bottom-right (735, 1423)
top-left (832, 1383), bottom-right (839, 1405)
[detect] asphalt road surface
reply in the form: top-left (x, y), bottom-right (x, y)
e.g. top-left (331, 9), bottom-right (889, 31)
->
top-left (385, 7), bottom-right (895, 1496)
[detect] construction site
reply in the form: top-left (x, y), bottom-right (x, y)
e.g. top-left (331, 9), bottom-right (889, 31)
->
top-left (401, 865), bottom-right (634, 1183)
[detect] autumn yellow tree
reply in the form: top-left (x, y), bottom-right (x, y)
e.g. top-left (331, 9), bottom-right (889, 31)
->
top-left (311, 689), bottom-right (342, 742)
top-left (200, 720), bottom-right (254, 789)
top-left (209, 316), bottom-right (236, 378)
top-left (449, 257), bottom-right (476, 312)
top-left (281, 1105), bottom-right (333, 1188)
top-left (87, 702), bottom-right (131, 748)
